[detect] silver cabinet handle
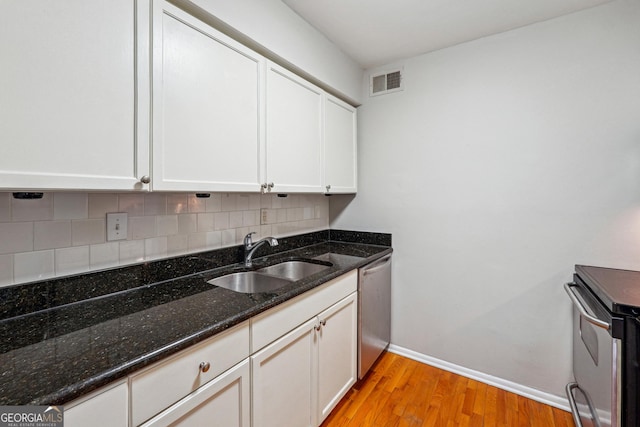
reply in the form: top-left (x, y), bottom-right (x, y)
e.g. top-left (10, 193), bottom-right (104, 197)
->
top-left (315, 319), bottom-right (327, 331)
top-left (564, 283), bottom-right (610, 330)
top-left (199, 361), bottom-right (211, 373)
top-left (267, 182), bottom-right (274, 191)
top-left (140, 175), bottom-right (151, 184)
top-left (326, 184), bottom-right (331, 192)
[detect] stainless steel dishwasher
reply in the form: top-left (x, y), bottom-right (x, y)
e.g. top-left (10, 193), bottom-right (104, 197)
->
top-left (358, 254), bottom-right (392, 379)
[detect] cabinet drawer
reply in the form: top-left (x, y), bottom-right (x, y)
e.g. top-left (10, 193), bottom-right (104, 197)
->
top-left (141, 360), bottom-right (250, 427)
top-left (131, 321), bottom-right (249, 426)
top-left (251, 270), bottom-right (357, 352)
top-left (64, 380), bottom-right (128, 427)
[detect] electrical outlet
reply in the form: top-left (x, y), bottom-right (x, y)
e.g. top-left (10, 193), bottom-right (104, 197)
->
top-left (261, 208), bottom-right (275, 225)
top-left (106, 212), bottom-right (128, 241)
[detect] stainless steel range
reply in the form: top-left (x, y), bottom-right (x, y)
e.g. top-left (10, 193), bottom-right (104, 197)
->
top-left (565, 265), bottom-right (640, 427)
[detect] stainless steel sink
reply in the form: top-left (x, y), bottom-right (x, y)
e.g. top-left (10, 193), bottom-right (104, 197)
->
top-left (258, 261), bottom-right (330, 281)
top-left (207, 272), bottom-right (292, 293)
top-left (314, 253), bottom-right (364, 265)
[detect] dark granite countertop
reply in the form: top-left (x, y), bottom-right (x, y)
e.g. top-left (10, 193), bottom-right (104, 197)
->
top-left (0, 230), bottom-right (391, 405)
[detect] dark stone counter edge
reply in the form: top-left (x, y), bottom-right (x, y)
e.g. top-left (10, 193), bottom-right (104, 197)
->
top-left (28, 238), bottom-right (392, 405)
top-left (1, 229), bottom-right (391, 321)
top-left (330, 229), bottom-right (392, 247)
top-left (35, 310), bottom-right (253, 406)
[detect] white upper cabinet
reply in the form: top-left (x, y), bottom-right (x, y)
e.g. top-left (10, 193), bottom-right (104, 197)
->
top-left (0, 1), bottom-right (357, 194)
top-left (324, 95), bottom-right (357, 194)
top-left (150, 1), bottom-right (264, 192)
top-left (265, 62), bottom-right (324, 194)
top-left (0, 0), bottom-right (150, 191)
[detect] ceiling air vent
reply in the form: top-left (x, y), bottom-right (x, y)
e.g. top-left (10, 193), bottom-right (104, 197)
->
top-left (370, 68), bottom-right (403, 96)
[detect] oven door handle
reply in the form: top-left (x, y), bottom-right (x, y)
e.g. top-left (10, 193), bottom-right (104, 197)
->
top-left (565, 383), bottom-right (585, 427)
top-left (565, 383), bottom-right (604, 427)
top-left (564, 283), bottom-right (610, 330)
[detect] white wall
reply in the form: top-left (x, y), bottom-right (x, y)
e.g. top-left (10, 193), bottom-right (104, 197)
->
top-left (331, 0), bottom-right (640, 399)
top-left (184, 0), bottom-right (363, 104)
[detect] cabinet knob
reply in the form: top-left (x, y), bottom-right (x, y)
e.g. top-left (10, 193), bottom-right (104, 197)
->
top-left (199, 361), bottom-right (211, 373)
top-left (315, 319), bottom-right (327, 331)
top-left (140, 175), bottom-right (151, 184)
top-left (326, 185), bottom-right (331, 192)
top-left (267, 182), bottom-right (274, 192)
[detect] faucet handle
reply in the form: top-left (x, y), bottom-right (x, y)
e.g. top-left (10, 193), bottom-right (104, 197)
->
top-left (244, 232), bottom-right (257, 247)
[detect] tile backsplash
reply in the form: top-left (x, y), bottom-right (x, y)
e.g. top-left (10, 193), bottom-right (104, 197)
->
top-left (0, 192), bottom-right (329, 287)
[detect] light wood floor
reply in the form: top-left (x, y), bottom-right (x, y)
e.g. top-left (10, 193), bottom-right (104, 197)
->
top-left (322, 352), bottom-right (574, 427)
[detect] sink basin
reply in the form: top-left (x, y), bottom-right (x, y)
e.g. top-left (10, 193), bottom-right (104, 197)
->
top-left (207, 272), bottom-right (292, 293)
top-left (258, 261), bottom-right (330, 281)
top-left (314, 253), bottom-right (364, 265)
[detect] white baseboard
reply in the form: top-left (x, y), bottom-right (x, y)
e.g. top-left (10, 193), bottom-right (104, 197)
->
top-left (387, 344), bottom-right (571, 412)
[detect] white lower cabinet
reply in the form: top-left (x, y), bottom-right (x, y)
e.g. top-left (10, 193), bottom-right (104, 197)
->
top-left (62, 271), bottom-right (358, 427)
top-left (140, 360), bottom-right (250, 427)
top-left (317, 293), bottom-right (358, 422)
top-left (251, 272), bottom-right (358, 427)
top-left (252, 318), bottom-right (318, 427)
top-left (64, 380), bottom-right (128, 427)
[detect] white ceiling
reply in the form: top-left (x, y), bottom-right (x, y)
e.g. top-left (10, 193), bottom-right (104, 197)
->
top-left (282, 0), bottom-right (616, 69)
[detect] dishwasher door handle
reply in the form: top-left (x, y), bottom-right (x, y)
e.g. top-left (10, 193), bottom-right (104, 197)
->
top-left (564, 283), bottom-right (610, 330)
top-left (362, 254), bottom-right (392, 276)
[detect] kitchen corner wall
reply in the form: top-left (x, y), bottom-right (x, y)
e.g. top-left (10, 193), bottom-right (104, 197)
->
top-left (0, 192), bottom-right (329, 287)
top-left (331, 0), bottom-right (640, 400)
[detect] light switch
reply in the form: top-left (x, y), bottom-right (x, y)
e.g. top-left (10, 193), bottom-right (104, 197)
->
top-left (106, 212), bottom-right (128, 241)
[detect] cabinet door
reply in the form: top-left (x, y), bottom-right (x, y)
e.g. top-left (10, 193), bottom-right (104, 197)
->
top-left (324, 95), bottom-right (357, 194)
top-left (64, 380), bottom-right (128, 427)
top-left (141, 360), bottom-right (250, 427)
top-left (252, 318), bottom-right (318, 427)
top-left (151, 1), bottom-right (264, 192)
top-left (266, 62), bottom-right (323, 193)
top-left (0, 0), bottom-right (149, 191)
top-left (317, 292), bottom-right (358, 423)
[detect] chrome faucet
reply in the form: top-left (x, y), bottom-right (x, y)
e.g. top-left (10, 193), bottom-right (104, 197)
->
top-left (243, 232), bottom-right (278, 267)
